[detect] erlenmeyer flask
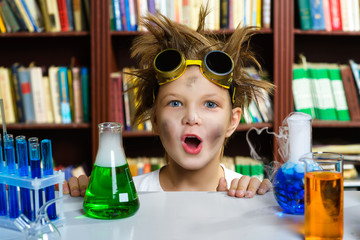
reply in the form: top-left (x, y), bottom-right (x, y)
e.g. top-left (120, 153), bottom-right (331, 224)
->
top-left (83, 122), bottom-right (140, 219)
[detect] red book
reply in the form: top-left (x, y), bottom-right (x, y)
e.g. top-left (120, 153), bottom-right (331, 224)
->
top-left (57, 0), bottom-right (69, 31)
top-left (328, 0), bottom-right (342, 31)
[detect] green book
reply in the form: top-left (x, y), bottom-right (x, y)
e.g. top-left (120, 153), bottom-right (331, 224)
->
top-left (327, 64), bottom-right (350, 121)
top-left (297, 0), bottom-right (312, 30)
top-left (292, 63), bottom-right (316, 118)
top-left (308, 63), bottom-right (337, 120)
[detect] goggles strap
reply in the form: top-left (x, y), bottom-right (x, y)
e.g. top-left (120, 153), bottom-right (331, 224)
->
top-left (229, 82), bottom-right (236, 105)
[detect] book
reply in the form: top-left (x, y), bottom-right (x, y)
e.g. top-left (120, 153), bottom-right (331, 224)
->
top-left (24, 0), bottom-right (44, 32)
top-left (128, 0), bottom-right (137, 31)
top-left (122, 68), bottom-right (132, 131)
top-left (112, 0), bottom-right (122, 31)
top-left (14, 0), bottom-right (35, 32)
top-left (48, 66), bottom-right (62, 123)
top-left (67, 67), bottom-right (74, 122)
top-left (42, 75), bottom-right (54, 123)
top-left (340, 0), bottom-right (350, 31)
top-left (72, 0), bottom-right (83, 31)
top-left (0, 6), bottom-right (7, 32)
top-left (0, 0), bottom-right (21, 32)
top-left (46, 0), bottom-right (61, 32)
top-left (58, 66), bottom-right (72, 123)
top-left (339, 64), bottom-right (360, 121)
top-left (0, 67), bottom-right (16, 124)
top-left (57, 0), bottom-right (69, 31)
top-left (220, 0), bottom-right (229, 29)
top-left (5, 0), bottom-right (28, 31)
top-left (72, 67), bottom-right (84, 123)
top-left (10, 63), bottom-right (25, 123)
top-left (17, 67), bottom-right (35, 123)
top-left (309, 0), bottom-right (326, 30)
top-left (65, 0), bottom-right (74, 31)
top-left (262, 0), bottom-right (271, 29)
top-left (29, 66), bottom-right (47, 123)
top-left (80, 67), bottom-right (89, 122)
top-left (110, 72), bottom-right (124, 124)
top-left (20, 0), bottom-right (40, 31)
top-left (328, 0), bottom-right (342, 31)
top-left (349, 59), bottom-right (360, 97)
top-left (327, 64), bottom-right (350, 121)
top-left (37, 0), bottom-right (52, 32)
top-left (322, 0), bottom-right (331, 31)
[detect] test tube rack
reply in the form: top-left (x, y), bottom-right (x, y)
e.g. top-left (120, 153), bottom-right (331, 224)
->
top-left (0, 169), bottom-right (65, 231)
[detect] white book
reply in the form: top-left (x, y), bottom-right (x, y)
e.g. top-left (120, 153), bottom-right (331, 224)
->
top-left (45, 0), bottom-right (61, 32)
top-left (29, 66), bottom-right (47, 123)
top-left (0, 67), bottom-right (16, 123)
top-left (48, 66), bottom-right (62, 123)
top-left (233, 0), bottom-right (245, 28)
top-left (42, 76), bottom-right (54, 123)
top-left (24, 0), bottom-right (44, 31)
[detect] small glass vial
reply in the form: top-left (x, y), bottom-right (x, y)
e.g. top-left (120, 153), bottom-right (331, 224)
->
top-left (83, 122), bottom-right (140, 219)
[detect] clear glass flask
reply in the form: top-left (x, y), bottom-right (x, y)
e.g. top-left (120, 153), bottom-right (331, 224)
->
top-left (83, 122), bottom-right (140, 219)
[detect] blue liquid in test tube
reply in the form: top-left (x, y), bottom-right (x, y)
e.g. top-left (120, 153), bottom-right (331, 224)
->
top-left (41, 139), bottom-right (57, 220)
top-left (16, 135), bottom-right (32, 220)
top-left (4, 134), bottom-right (20, 218)
top-left (0, 134), bottom-right (7, 216)
top-left (29, 138), bottom-right (43, 211)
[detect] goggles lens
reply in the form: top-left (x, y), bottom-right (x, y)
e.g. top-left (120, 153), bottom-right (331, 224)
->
top-left (154, 49), bottom-right (233, 89)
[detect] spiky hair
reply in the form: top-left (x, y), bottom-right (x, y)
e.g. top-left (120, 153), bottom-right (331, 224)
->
top-left (130, 6), bottom-right (274, 125)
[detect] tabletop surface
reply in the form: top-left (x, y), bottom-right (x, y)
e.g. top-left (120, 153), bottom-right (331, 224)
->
top-left (1, 190), bottom-right (360, 240)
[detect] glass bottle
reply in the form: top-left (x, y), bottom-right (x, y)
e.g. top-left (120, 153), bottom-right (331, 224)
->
top-left (83, 122), bottom-right (140, 219)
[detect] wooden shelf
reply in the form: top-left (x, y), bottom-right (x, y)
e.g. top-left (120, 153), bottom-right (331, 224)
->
top-left (312, 121), bottom-right (360, 128)
top-left (293, 29), bottom-right (360, 36)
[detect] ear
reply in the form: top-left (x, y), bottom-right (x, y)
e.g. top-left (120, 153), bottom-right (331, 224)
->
top-left (225, 107), bottom-right (241, 137)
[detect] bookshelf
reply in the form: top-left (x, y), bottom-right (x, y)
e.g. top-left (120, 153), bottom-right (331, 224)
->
top-left (1, 0), bottom-right (359, 175)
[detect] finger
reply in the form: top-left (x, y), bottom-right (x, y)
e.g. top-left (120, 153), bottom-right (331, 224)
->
top-left (63, 180), bottom-right (70, 195)
top-left (78, 175), bottom-right (89, 197)
top-left (245, 177), bottom-right (261, 198)
top-left (69, 177), bottom-right (80, 197)
top-left (257, 179), bottom-right (272, 195)
top-left (216, 177), bottom-right (228, 192)
top-left (228, 178), bottom-right (240, 197)
top-left (235, 175), bottom-right (251, 198)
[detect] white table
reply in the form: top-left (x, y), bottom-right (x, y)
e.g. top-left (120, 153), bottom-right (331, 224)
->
top-left (1, 191), bottom-right (360, 240)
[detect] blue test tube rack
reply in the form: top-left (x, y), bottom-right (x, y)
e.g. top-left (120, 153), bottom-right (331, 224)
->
top-left (0, 156), bottom-right (66, 231)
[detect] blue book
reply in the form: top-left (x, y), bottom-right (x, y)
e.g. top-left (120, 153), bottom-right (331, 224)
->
top-left (309, 0), bottom-right (326, 30)
top-left (113, 0), bottom-right (122, 31)
top-left (147, 0), bottom-right (156, 15)
top-left (11, 63), bottom-right (25, 123)
top-left (124, 0), bottom-right (131, 31)
top-left (66, 0), bottom-right (74, 31)
top-left (80, 67), bottom-right (90, 123)
top-left (58, 67), bottom-right (72, 123)
top-left (17, 67), bottom-right (35, 123)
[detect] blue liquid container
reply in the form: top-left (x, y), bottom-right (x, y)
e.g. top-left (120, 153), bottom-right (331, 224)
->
top-left (273, 161), bottom-right (305, 214)
top-left (0, 135), bottom-right (7, 216)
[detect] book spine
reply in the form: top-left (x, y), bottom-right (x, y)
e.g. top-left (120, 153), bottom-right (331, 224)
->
top-left (328, 0), bottom-right (342, 31)
top-left (0, 68), bottom-right (16, 123)
top-left (297, 0), bottom-right (312, 30)
top-left (80, 67), bottom-right (89, 123)
top-left (220, 0), bottom-right (229, 29)
top-left (72, 0), bottom-right (82, 31)
top-left (18, 69), bottom-right (35, 123)
top-left (29, 66), bottom-right (47, 123)
top-left (20, 0), bottom-right (38, 31)
top-left (11, 64), bottom-right (25, 123)
top-left (310, 0), bottom-right (326, 30)
top-left (42, 76), bottom-right (54, 123)
top-left (65, 0), bottom-right (74, 30)
top-left (112, 0), bottom-right (122, 31)
top-left (57, 0), bottom-right (69, 31)
top-left (327, 65), bottom-right (350, 121)
top-left (0, 0), bottom-right (21, 32)
top-left (72, 67), bottom-right (84, 123)
top-left (340, 65), bottom-right (360, 121)
top-left (48, 66), bottom-right (62, 123)
top-left (6, 0), bottom-right (28, 31)
top-left (58, 67), bottom-right (72, 123)
top-left (36, 0), bottom-right (51, 32)
top-left (14, 0), bottom-right (35, 32)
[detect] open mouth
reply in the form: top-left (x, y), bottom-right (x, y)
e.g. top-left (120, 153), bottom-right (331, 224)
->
top-left (182, 134), bottom-right (202, 154)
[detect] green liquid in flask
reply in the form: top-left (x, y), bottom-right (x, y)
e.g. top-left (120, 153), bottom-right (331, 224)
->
top-left (83, 163), bottom-right (140, 219)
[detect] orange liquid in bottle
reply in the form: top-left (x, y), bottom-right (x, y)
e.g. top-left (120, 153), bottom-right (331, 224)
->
top-left (304, 171), bottom-right (343, 240)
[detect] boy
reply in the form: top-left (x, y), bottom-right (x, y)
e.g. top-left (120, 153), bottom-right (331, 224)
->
top-left (65, 6), bottom-right (274, 198)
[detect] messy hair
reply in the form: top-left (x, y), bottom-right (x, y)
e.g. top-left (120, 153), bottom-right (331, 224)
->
top-left (130, 6), bottom-right (274, 125)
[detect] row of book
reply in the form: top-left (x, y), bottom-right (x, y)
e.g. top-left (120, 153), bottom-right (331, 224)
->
top-left (0, 0), bottom-right (90, 33)
top-left (127, 156), bottom-right (265, 180)
top-left (297, 0), bottom-right (360, 31)
top-left (292, 57), bottom-right (360, 121)
top-left (110, 0), bottom-right (272, 32)
top-left (110, 66), bottom-right (273, 132)
top-left (0, 63), bottom-right (90, 124)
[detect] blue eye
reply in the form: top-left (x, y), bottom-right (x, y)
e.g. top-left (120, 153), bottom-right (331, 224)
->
top-left (169, 100), bottom-right (182, 107)
top-left (205, 101), bottom-right (217, 108)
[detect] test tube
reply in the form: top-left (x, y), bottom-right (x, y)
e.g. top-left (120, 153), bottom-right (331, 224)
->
top-left (4, 134), bottom-right (20, 218)
top-left (16, 135), bottom-right (32, 220)
top-left (29, 138), bottom-right (43, 212)
top-left (0, 134), bottom-right (7, 216)
top-left (41, 139), bottom-right (57, 220)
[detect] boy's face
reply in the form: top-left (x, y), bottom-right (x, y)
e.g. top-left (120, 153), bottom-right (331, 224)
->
top-left (153, 66), bottom-right (241, 171)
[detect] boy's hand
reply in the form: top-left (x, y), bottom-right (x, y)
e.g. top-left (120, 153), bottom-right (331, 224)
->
top-left (63, 175), bottom-right (89, 197)
top-left (216, 176), bottom-right (272, 198)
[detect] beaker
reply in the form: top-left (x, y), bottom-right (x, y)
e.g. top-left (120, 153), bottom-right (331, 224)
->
top-left (302, 152), bottom-right (343, 240)
top-left (83, 122), bottom-right (140, 219)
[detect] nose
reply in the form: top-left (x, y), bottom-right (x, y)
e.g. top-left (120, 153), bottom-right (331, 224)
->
top-left (182, 105), bottom-right (200, 126)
